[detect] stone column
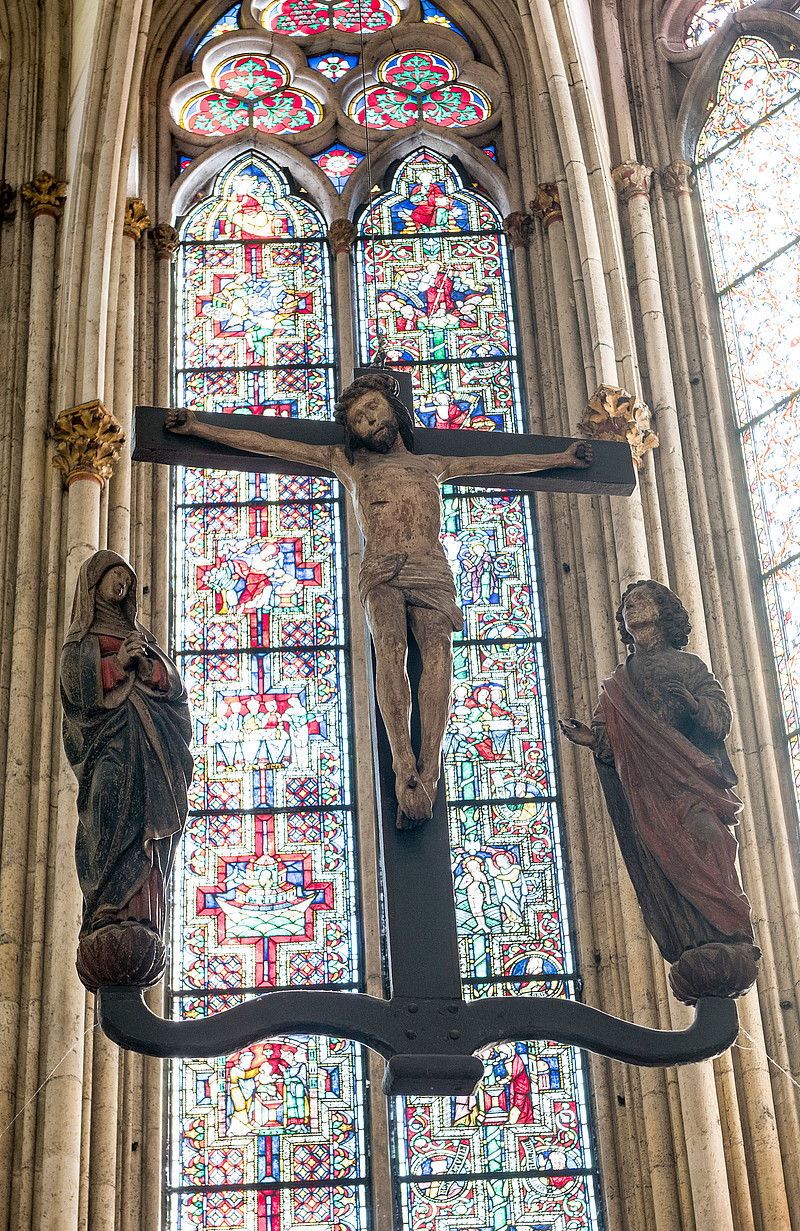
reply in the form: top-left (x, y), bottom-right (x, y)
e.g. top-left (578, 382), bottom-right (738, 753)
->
top-left (530, 184), bottom-right (590, 418)
top-left (0, 170), bottom-right (66, 1230)
top-left (39, 401), bottom-right (124, 1231)
top-left (140, 214), bottom-right (180, 1231)
top-left (107, 197), bottom-right (150, 556)
top-left (148, 223), bottom-right (178, 649)
top-left (612, 161), bottom-right (710, 658)
top-left (326, 220), bottom-right (357, 377)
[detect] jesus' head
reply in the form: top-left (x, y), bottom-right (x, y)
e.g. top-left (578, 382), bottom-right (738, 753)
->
top-left (334, 371), bottom-right (415, 463)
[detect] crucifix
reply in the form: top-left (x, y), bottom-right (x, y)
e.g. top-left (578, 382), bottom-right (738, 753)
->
top-left (97, 369), bottom-right (741, 1096)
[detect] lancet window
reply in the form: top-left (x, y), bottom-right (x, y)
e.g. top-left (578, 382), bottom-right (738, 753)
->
top-left (356, 146), bottom-right (601, 1231)
top-left (694, 35), bottom-right (800, 802)
top-left (165, 4), bottom-right (602, 1229)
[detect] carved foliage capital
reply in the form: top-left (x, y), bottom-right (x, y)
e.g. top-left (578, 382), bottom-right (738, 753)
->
top-left (578, 384), bottom-right (658, 466)
top-left (529, 183), bottom-right (562, 229)
top-left (124, 198), bottom-right (151, 241)
top-left (21, 171), bottom-right (67, 219)
top-left (150, 223), bottom-right (180, 259)
top-left (612, 162), bottom-right (653, 202)
top-left (662, 160), bottom-right (695, 198)
top-left (327, 219), bottom-right (357, 255)
top-left (502, 212), bottom-right (533, 250)
top-left (51, 400), bottom-right (125, 488)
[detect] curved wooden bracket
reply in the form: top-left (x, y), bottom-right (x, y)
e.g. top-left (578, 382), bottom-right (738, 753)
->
top-left (97, 987), bottom-right (739, 1095)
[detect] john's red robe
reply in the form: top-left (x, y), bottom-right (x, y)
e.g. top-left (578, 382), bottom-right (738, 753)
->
top-left (592, 655), bottom-right (753, 962)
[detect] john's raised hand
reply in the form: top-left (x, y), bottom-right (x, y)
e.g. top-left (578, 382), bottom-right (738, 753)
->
top-left (558, 717), bottom-right (596, 748)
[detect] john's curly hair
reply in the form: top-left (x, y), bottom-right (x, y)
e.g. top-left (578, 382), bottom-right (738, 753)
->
top-left (334, 372), bottom-right (415, 463)
top-left (616, 579), bottom-right (691, 652)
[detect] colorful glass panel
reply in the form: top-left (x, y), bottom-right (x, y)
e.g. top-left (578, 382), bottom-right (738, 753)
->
top-left (260, 0), bottom-right (399, 35)
top-left (179, 90), bottom-right (251, 136)
top-left (350, 53), bottom-right (490, 129)
top-left (685, 0), bottom-right (746, 48)
top-left (379, 50), bottom-right (457, 94)
top-left (212, 54), bottom-right (290, 99)
top-left (356, 147), bottom-right (600, 1231)
top-left (177, 156), bottom-right (334, 419)
top-left (355, 149), bottom-right (521, 425)
top-left (253, 89), bottom-right (323, 133)
top-left (195, 3), bottom-right (241, 56)
top-left (421, 0), bottom-right (468, 39)
top-left (696, 45), bottom-right (800, 779)
top-left (174, 49), bottom-right (324, 138)
top-left (309, 52), bottom-right (359, 82)
top-left (169, 153), bottom-right (366, 1231)
top-left (313, 144), bottom-right (364, 193)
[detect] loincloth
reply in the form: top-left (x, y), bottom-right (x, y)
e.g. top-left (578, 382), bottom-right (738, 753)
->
top-left (359, 552), bottom-right (463, 632)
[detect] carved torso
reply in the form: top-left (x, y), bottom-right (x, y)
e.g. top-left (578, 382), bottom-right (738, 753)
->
top-left (337, 445), bottom-right (447, 560)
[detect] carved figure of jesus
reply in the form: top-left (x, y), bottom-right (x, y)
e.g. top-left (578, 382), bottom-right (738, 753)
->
top-left (167, 371), bottom-right (590, 827)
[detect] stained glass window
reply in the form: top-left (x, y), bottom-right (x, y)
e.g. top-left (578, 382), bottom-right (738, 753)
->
top-left (308, 52), bottom-right (359, 81)
top-left (420, 0), bottom-right (469, 39)
top-left (169, 151), bottom-right (368, 1231)
top-left (259, 0), bottom-right (400, 35)
top-left (695, 39), bottom-right (800, 793)
top-left (195, 4), bottom-right (241, 56)
top-left (355, 147), bottom-right (601, 1230)
top-left (313, 144), bottom-right (364, 192)
top-left (685, 0), bottom-right (746, 48)
top-left (172, 51), bottom-right (325, 137)
top-left (348, 51), bottom-right (491, 129)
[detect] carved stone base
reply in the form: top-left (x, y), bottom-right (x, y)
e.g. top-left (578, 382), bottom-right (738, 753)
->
top-left (76, 921), bottom-right (166, 993)
top-left (669, 941), bottom-right (761, 1006)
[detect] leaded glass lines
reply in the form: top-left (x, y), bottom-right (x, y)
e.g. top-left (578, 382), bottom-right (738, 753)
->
top-left (169, 152), bottom-right (368, 1231)
top-left (354, 148), bottom-right (601, 1231)
top-left (696, 39), bottom-right (800, 817)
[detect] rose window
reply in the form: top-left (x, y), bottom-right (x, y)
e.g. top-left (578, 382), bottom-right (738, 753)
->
top-left (348, 49), bottom-right (490, 128)
top-left (171, 46), bottom-right (325, 137)
top-left (257, 0), bottom-right (400, 35)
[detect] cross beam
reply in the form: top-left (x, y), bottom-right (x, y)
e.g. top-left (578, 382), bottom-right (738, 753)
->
top-left (131, 408), bottom-right (636, 496)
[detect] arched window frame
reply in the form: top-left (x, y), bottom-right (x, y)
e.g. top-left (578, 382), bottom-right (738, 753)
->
top-left (161, 5), bottom-right (605, 1231)
top-left (670, 7), bottom-right (800, 805)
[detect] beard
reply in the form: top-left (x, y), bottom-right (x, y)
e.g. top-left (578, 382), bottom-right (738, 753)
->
top-left (359, 421), bottom-right (398, 453)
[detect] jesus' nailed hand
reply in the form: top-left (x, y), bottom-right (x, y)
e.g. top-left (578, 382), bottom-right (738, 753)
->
top-left (167, 372), bottom-right (591, 829)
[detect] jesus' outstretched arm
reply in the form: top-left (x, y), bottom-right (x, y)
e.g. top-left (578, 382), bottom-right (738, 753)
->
top-left (433, 439), bottom-right (592, 482)
top-left (166, 408), bottom-right (339, 475)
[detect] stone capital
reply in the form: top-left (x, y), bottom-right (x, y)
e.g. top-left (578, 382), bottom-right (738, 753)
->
top-left (21, 171), bottom-right (67, 219)
top-left (578, 384), bottom-right (658, 467)
top-left (123, 197), bottom-right (151, 241)
top-left (612, 161), bottom-right (653, 202)
top-left (662, 160), bottom-right (695, 198)
top-left (51, 400), bottom-right (125, 488)
top-left (150, 223), bottom-right (180, 260)
top-left (529, 183), bottom-right (562, 229)
top-left (502, 211), bottom-right (533, 250)
top-left (326, 219), bottom-right (357, 256)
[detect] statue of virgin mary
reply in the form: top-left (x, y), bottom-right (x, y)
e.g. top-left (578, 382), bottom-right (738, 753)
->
top-left (61, 550), bottom-right (193, 989)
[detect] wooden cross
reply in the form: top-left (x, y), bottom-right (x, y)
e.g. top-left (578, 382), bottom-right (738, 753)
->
top-left (99, 376), bottom-right (739, 1095)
